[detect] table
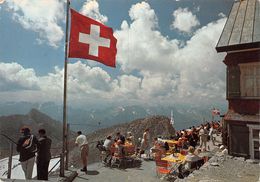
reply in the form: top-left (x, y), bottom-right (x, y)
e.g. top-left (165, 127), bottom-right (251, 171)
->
top-left (161, 139), bottom-right (178, 146)
top-left (161, 153), bottom-right (186, 163)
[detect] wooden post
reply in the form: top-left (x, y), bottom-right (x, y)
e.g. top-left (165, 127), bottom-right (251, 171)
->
top-left (7, 143), bottom-right (13, 179)
top-left (60, 153), bottom-right (64, 177)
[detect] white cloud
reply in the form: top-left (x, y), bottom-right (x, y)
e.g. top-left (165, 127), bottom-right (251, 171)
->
top-left (171, 7), bottom-right (200, 33)
top-left (0, 62), bottom-right (39, 91)
top-left (115, 2), bottom-right (227, 106)
top-left (115, 2), bottom-right (180, 73)
top-left (6, 0), bottom-right (64, 48)
top-left (80, 0), bottom-right (108, 23)
top-left (0, 1), bottom-right (228, 108)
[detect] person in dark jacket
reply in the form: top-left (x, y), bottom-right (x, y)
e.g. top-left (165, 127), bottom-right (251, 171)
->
top-left (16, 127), bottom-right (38, 179)
top-left (36, 129), bottom-right (52, 180)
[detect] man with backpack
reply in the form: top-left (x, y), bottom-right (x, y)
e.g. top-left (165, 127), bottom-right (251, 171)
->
top-left (16, 127), bottom-right (38, 179)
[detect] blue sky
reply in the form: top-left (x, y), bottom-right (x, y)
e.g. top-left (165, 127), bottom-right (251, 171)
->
top-left (0, 0), bottom-right (234, 109)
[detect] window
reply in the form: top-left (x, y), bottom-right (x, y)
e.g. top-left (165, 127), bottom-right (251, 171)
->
top-left (227, 66), bottom-right (240, 98)
top-left (239, 62), bottom-right (260, 97)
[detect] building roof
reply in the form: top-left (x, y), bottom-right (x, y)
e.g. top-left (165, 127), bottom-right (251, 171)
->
top-left (224, 111), bottom-right (260, 123)
top-left (216, 0), bottom-right (260, 52)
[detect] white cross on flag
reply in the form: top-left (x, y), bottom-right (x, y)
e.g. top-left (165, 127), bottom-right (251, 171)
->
top-left (68, 9), bottom-right (117, 67)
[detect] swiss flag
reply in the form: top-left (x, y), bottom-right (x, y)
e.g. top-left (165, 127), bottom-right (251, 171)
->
top-left (212, 108), bottom-right (220, 116)
top-left (68, 9), bottom-right (117, 67)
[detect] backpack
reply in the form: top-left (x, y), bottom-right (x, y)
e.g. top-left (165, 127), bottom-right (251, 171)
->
top-left (22, 135), bottom-right (37, 153)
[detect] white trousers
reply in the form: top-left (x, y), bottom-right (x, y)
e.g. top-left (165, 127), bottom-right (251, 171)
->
top-left (21, 156), bottom-right (35, 179)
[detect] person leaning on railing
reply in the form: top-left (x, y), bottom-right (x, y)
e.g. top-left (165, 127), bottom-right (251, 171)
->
top-left (16, 127), bottom-right (38, 180)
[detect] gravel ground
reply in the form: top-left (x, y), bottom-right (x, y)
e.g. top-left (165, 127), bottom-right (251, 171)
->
top-left (176, 155), bottom-right (260, 182)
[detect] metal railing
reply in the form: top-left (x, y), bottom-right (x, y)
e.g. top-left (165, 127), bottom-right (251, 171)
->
top-left (0, 134), bottom-right (17, 179)
top-left (0, 133), bottom-right (65, 179)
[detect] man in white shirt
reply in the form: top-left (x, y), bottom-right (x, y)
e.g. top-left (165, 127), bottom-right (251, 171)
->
top-left (75, 131), bottom-right (88, 172)
top-left (103, 135), bottom-right (112, 150)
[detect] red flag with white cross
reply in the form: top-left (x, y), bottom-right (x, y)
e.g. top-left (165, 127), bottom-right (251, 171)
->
top-left (68, 9), bottom-right (117, 67)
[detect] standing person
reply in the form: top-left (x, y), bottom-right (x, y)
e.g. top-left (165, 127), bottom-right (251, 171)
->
top-left (209, 125), bottom-right (215, 146)
top-left (140, 128), bottom-right (150, 157)
top-left (16, 127), bottom-right (38, 179)
top-left (36, 129), bottom-right (52, 180)
top-left (199, 126), bottom-right (208, 151)
top-left (75, 131), bottom-right (89, 172)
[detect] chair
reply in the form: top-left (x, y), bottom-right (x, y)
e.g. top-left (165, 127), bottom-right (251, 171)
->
top-left (111, 155), bottom-right (125, 168)
top-left (124, 145), bottom-right (135, 156)
top-left (178, 159), bottom-right (204, 178)
top-left (155, 159), bottom-right (171, 177)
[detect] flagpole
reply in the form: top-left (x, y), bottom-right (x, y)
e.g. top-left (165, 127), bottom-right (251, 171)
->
top-left (61, 0), bottom-right (70, 177)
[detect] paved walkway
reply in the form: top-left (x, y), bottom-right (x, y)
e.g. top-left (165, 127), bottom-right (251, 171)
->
top-left (72, 160), bottom-right (159, 182)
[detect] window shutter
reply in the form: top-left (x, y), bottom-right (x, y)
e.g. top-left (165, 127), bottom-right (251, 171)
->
top-left (227, 66), bottom-right (240, 98)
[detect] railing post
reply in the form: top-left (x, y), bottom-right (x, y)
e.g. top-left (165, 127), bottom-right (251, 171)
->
top-left (60, 153), bottom-right (64, 177)
top-left (7, 143), bottom-right (13, 179)
top-left (65, 123), bottom-right (70, 170)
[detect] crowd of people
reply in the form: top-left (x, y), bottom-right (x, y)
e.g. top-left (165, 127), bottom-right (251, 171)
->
top-left (92, 121), bottom-right (224, 179)
top-left (15, 120), bottom-right (224, 180)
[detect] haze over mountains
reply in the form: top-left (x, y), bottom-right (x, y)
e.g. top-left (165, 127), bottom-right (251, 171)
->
top-left (0, 102), bottom-right (226, 133)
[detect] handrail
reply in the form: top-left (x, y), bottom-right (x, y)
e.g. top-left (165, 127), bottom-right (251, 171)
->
top-left (0, 134), bottom-right (17, 145)
top-left (48, 158), bottom-right (61, 175)
top-left (0, 134), bottom-right (15, 179)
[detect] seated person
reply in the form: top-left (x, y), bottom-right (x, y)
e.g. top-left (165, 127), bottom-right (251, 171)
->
top-left (103, 135), bottom-right (113, 151)
top-left (116, 132), bottom-right (125, 144)
top-left (102, 136), bottom-right (113, 164)
top-left (179, 146), bottom-right (202, 176)
top-left (164, 142), bottom-right (170, 151)
top-left (127, 132), bottom-right (135, 145)
top-left (125, 137), bottom-right (133, 145)
top-left (150, 137), bottom-right (165, 159)
top-left (114, 140), bottom-right (125, 158)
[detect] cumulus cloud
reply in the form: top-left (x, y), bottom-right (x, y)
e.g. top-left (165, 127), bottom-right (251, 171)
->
top-left (0, 62), bottom-right (39, 91)
top-left (115, 2), bottom-right (180, 73)
top-left (115, 2), bottom-right (226, 106)
top-left (80, 0), bottom-right (108, 23)
top-left (5, 0), bottom-right (64, 48)
top-left (171, 7), bottom-right (200, 33)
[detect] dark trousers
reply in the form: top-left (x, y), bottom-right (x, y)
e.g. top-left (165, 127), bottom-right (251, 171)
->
top-left (37, 160), bottom-right (50, 180)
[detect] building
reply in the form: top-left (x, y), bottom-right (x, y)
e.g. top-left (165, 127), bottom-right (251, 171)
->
top-left (216, 0), bottom-right (260, 159)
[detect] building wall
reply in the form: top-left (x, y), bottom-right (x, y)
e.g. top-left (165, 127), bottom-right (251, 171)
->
top-left (228, 99), bottom-right (260, 115)
top-left (224, 49), bottom-right (260, 159)
top-left (227, 121), bottom-right (249, 158)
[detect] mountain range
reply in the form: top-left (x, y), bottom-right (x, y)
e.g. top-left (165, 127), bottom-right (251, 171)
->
top-left (0, 101), bottom-right (227, 133)
top-left (0, 109), bottom-right (76, 159)
top-left (0, 108), bottom-right (175, 166)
